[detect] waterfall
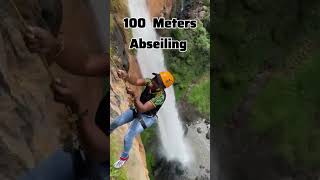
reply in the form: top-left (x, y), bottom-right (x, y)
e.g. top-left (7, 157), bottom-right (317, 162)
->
top-left (181, 0), bottom-right (184, 12)
top-left (127, 0), bottom-right (191, 164)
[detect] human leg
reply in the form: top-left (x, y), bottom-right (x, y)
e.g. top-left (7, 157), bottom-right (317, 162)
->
top-left (113, 115), bottom-right (156, 168)
top-left (109, 108), bottom-right (134, 134)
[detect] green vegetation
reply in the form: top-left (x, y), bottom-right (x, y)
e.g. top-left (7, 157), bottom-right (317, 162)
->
top-left (110, 135), bottom-right (127, 180)
top-left (165, 21), bottom-right (210, 116)
top-left (214, 11), bottom-right (320, 169)
top-left (165, 21), bottom-right (209, 99)
top-left (204, 0), bottom-right (210, 6)
top-left (249, 53), bottom-right (320, 169)
top-left (140, 125), bottom-right (157, 180)
top-left (145, 152), bottom-right (156, 180)
top-left (140, 125), bottom-right (157, 146)
top-left (215, 37), bottom-right (320, 171)
top-left (214, 0), bottom-right (320, 176)
top-left (214, 73), bottom-right (250, 125)
top-left (188, 76), bottom-right (210, 116)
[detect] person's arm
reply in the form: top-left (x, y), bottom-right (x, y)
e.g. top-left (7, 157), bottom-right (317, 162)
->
top-left (126, 87), bottom-right (155, 113)
top-left (77, 106), bottom-right (109, 162)
top-left (51, 80), bottom-right (108, 162)
top-left (50, 45), bottom-right (109, 76)
top-left (117, 70), bottom-right (146, 86)
top-left (133, 96), bottom-right (155, 113)
top-left (25, 26), bottom-right (108, 76)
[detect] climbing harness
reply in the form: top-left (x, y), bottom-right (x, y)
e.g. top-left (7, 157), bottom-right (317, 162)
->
top-left (129, 108), bottom-right (147, 129)
top-left (139, 114), bottom-right (158, 130)
top-left (131, 107), bottom-right (158, 130)
top-left (138, 116), bottom-right (147, 129)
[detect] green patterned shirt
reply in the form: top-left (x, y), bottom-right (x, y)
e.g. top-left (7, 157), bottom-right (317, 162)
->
top-left (139, 78), bottom-right (166, 115)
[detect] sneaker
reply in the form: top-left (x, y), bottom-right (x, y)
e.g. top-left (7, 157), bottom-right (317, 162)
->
top-left (113, 156), bottom-right (129, 169)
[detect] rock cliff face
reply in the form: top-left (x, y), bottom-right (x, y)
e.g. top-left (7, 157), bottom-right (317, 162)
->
top-left (147, 0), bottom-right (173, 18)
top-left (110, 57), bottom-right (149, 180)
top-left (0, 0), bottom-right (104, 179)
top-left (0, 1), bottom-right (64, 178)
top-left (110, 9), bottom-right (149, 179)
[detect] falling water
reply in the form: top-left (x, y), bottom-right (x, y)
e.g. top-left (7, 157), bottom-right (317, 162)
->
top-left (181, 0), bottom-right (184, 12)
top-left (127, 0), bottom-right (191, 164)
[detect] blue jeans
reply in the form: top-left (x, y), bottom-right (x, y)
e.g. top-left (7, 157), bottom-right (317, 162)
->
top-left (19, 149), bottom-right (108, 180)
top-left (110, 109), bottom-right (156, 158)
